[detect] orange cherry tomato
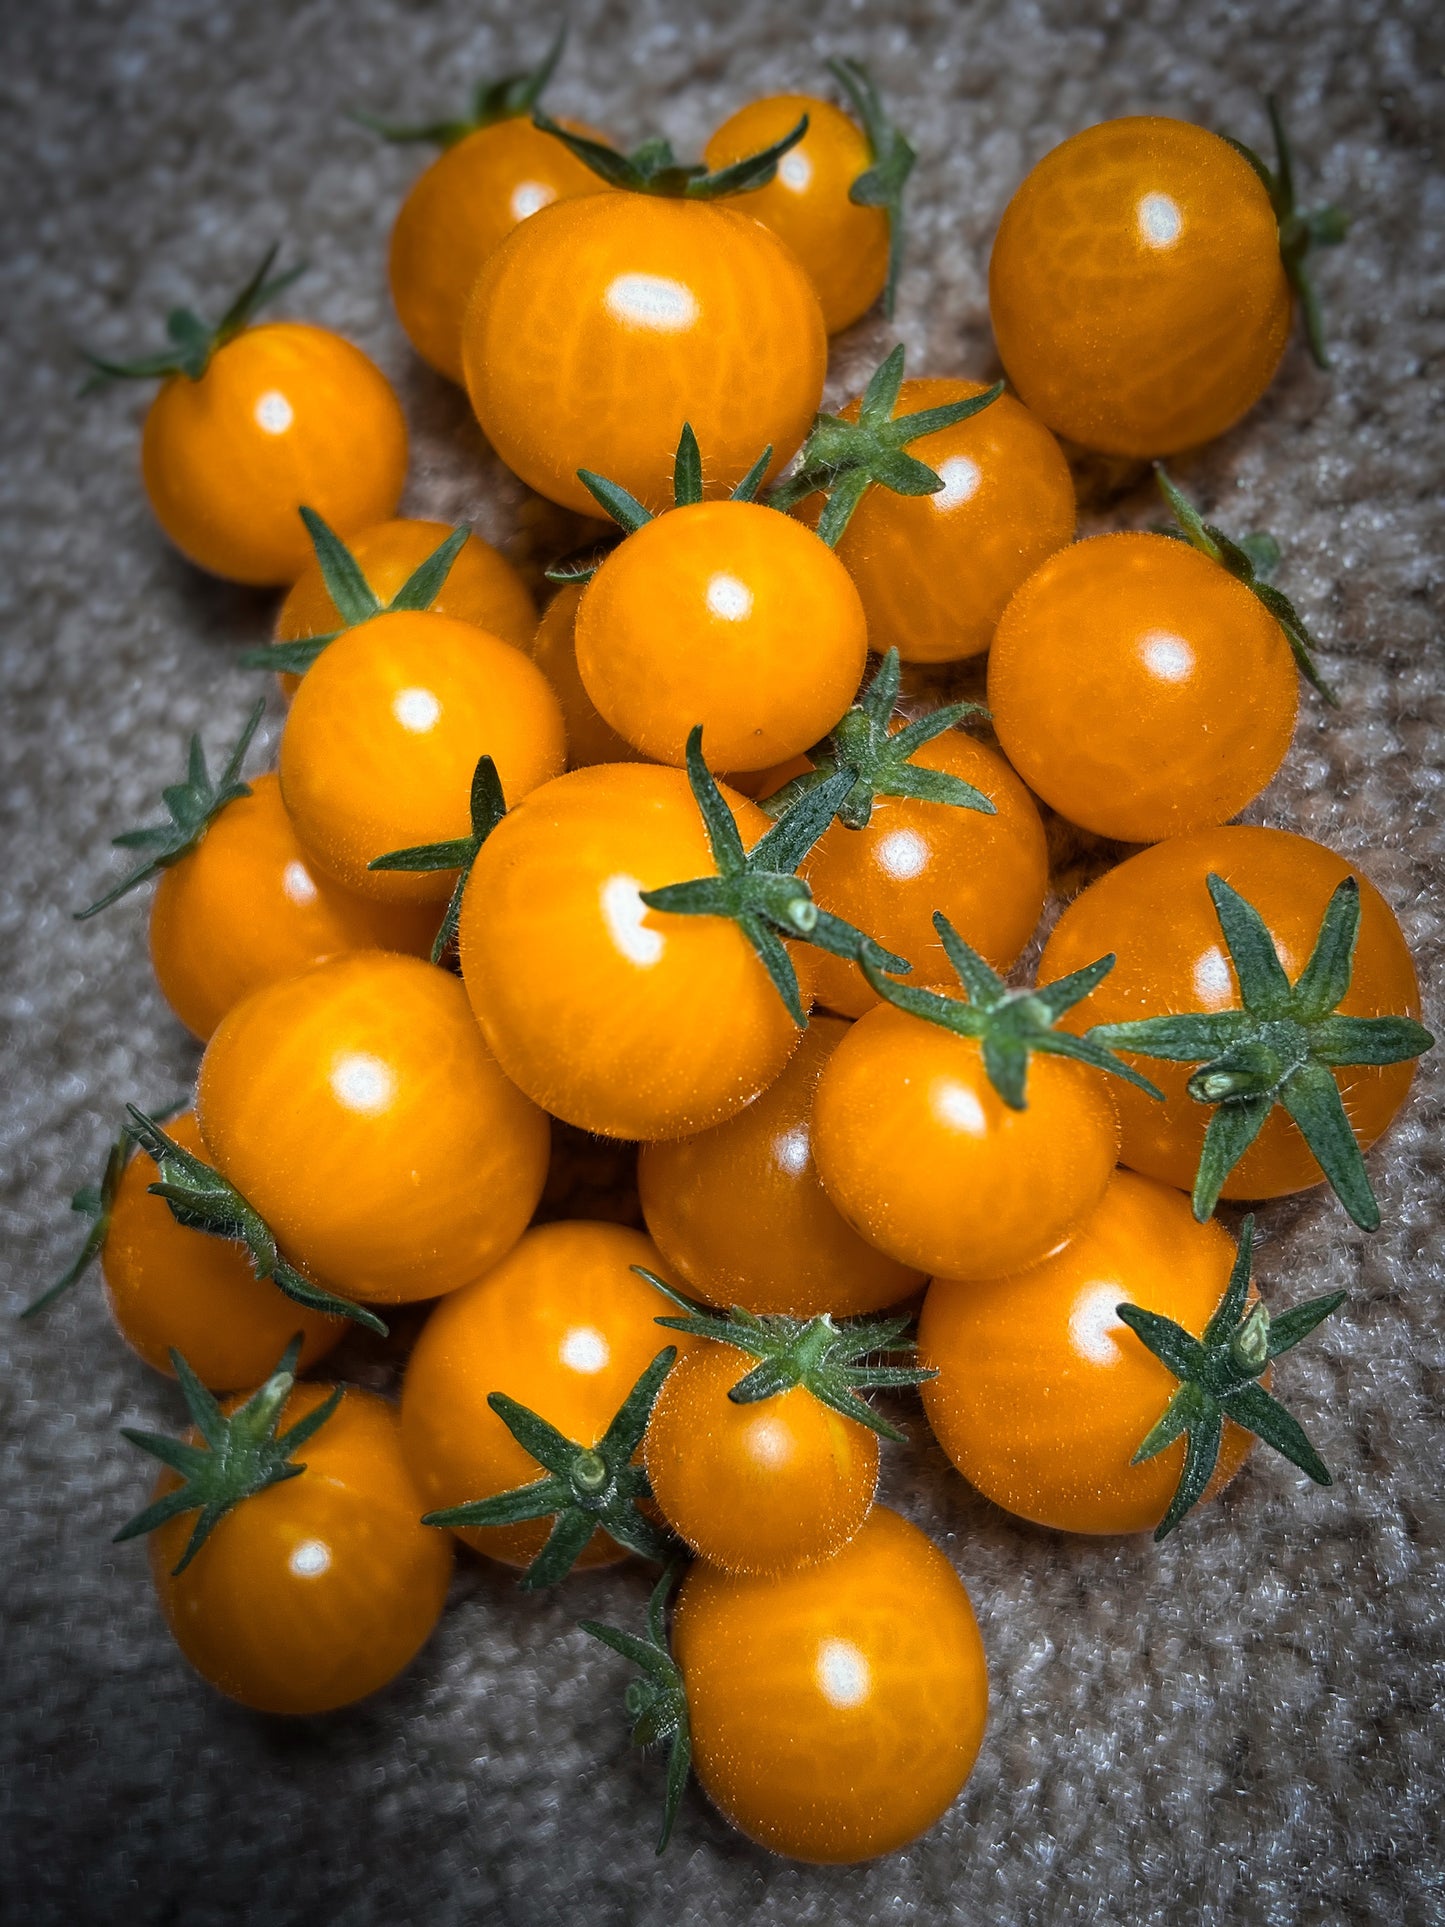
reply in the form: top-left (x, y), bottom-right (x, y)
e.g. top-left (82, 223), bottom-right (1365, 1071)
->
top-left (702, 95), bottom-right (887, 333)
top-left (458, 763), bottom-right (812, 1140)
top-left (989, 118), bottom-right (1292, 456)
top-left (101, 1112), bottom-right (341, 1389)
top-left (278, 609), bottom-right (566, 904)
top-left (528, 582), bottom-right (645, 768)
top-left (919, 1169), bottom-right (1257, 1533)
top-left (575, 501), bottom-right (867, 770)
top-left (148, 771), bottom-right (435, 1040)
top-left (988, 533), bottom-right (1298, 844)
top-left (141, 323), bottom-right (408, 584)
top-left (148, 1381), bottom-right (452, 1713)
top-left (1038, 826), bottom-right (1421, 1200)
top-left (812, 998), bottom-right (1120, 1279)
top-left (462, 192), bottom-right (827, 516)
top-left (196, 951), bottom-right (549, 1303)
top-left (400, 1221), bottom-right (687, 1569)
top-left (673, 1505), bottom-right (988, 1862)
top-left (638, 1015), bottom-right (922, 1317)
top-left (803, 731), bottom-right (1048, 1018)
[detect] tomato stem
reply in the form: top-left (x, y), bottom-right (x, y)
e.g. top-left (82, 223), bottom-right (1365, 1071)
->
top-left (579, 1563), bottom-right (691, 1854)
top-left (828, 58), bottom-right (916, 318)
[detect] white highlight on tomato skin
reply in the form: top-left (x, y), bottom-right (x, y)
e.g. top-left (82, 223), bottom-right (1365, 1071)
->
top-left (778, 150), bottom-right (813, 192)
top-left (932, 1078), bottom-right (987, 1136)
top-left (510, 180), bottom-right (556, 222)
top-left (604, 273), bottom-right (700, 332)
top-left (1140, 629), bottom-right (1196, 683)
top-left (330, 1052), bottom-right (397, 1115)
top-left (705, 573), bottom-right (754, 622)
top-left (875, 827), bottom-right (930, 882)
top-left (559, 1325), bottom-right (610, 1373)
top-left (392, 687), bottom-right (442, 733)
top-left (1193, 945), bottom-right (1236, 1005)
top-left (772, 1125), bottom-right (811, 1177)
top-left (289, 1538), bottom-right (332, 1577)
top-left (1068, 1281), bottom-right (1130, 1367)
top-left (282, 860), bottom-right (318, 907)
top-left (932, 455), bottom-right (982, 512)
top-left (254, 389), bottom-right (294, 434)
top-left (600, 874), bottom-right (665, 967)
top-left (1137, 191), bottom-right (1183, 247)
top-left (743, 1414), bottom-right (793, 1470)
top-left (816, 1636), bottom-right (871, 1708)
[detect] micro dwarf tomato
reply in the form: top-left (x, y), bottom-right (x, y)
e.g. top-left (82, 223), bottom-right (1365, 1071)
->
top-left (196, 951), bottom-right (549, 1303)
top-left (528, 583), bottom-right (644, 769)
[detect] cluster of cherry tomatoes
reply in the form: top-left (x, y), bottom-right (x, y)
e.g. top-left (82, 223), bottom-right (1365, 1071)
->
top-left (47, 27), bottom-right (1433, 1867)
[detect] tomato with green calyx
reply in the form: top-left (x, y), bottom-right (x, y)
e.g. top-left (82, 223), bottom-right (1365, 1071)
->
top-left (117, 1341), bottom-right (451, 1714)
top-left (528, 582), bottom-right (644, 768)
top-left (84, 247), bottom-right (407, 584)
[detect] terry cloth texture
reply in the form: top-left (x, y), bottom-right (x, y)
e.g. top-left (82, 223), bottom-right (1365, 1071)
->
top-left (1, 1), bottom-right (1441, 1923)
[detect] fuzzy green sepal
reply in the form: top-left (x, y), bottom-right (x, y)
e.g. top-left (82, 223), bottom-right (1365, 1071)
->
top-left (369, 754), bottom-right (506, 963)
top-left (81, 245), bottom-right (305, 392)
top-left (534, 109), bottom-right (807, 200)
top-left (580, 1564), bottom-right (691, 1854)
top-left (351, 20), bottom-right (567, 146)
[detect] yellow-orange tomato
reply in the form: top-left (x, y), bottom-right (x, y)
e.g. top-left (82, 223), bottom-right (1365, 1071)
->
top-left (389, 120), bottom-right (608, 383)
top-left (458, 763), bottom-right (811, 1140)
top-left (400, 1221), bottom-right (688, 1569)
top-left (803, 732), bottom-right (1048, 1018)
top-left (528, 582), bottom-right (644, 769)
top-left (576, 501), bottom-right (868, 770)
top-left (638, 1015), bottom-right (922, 1317)
top-left (278, 609), bottom-right (566, 904)
top-left (988, 534), bottom-right (1298, 844)
top-left (703, 95), bottom-right (887, 333)
top-left (989, 118), bottom-right (1292, 456)
top-left (140, 323), bottom-right (408, 584)
top-left (463, 193), bottom-right (826, 516)
top-left (148, 771), bottom-right (436, 1040)
top-left (1038, 826), bottom-right (1422, 1200)
top-left (196, 952), bottom-right (549, 1303)
top-left (920, 1170), bottom-right (1257, 1533)
top-left (813, 1000), bottom-right (1120, 1279)
top-left (102, 1112), bottom-right (341, 1389)
top-left (673, 1506), bottom-right (988, 1862)
top-left (148, 1381), bottom-right (452, 1713)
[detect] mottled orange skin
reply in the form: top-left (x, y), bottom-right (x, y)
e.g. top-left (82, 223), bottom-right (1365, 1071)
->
top-left (576, 501), bottom-right (868, 770)
top-left (278, 609), bottom-right (566, 904)
top-left (528, 583), bottom-right (644, 769)
top-left (920, 1170), bottom-right (1257, 1534)
top-left (638, 1015), bottom-right (922, 1318)
top-left (140, 322), bottom-right (407, 584)
top-left (148, 771), bottom-right (435, 1040)
top-left (462, 192), bottom-right (827, 515)
top-left (102, 1112), bottom-right (341, 1389)
top-left (458, 763), bottom-right (813, 1140)
top-left (399, 1222), bottom-right (689, 1570)
top-left (703, 94), bottom-right (888, 333)
top-left (1038, 827), bottom-right (1422, 1200)
top-left (803, 730), bottom-right (1049, 1018)
top-left (148, 1382), bottom-right (452, 1714)
top-left (673, 1506), bottom-right (988, 1862)
top-left (989, 117), bottom-right (1292, 456)
top-left (813, 1000), bottom-right (1120, 1279)
top-left (989, 534), bottom-right (1298, 844)
top-left (196, 952), bottom-right (549, 1304)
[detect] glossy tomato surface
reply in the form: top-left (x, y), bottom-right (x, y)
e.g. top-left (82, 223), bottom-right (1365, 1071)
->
top-left (528, 582), bottom-right (644, 769)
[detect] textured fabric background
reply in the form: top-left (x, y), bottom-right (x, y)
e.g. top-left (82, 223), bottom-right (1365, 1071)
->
top-left (1, 1), bottom-right (1441, 1922)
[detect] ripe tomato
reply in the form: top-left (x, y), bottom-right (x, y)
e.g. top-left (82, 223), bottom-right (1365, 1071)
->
top-left (458, 763), bottom-right (812, 1140)
top-left (920, 1169), bottom-right (1258, 1533)
top-left (988, 533), bottom-right (1298, 844)
top-left (575, 501), bottom-right (867, 770)
top-left (140, 323), bottom-right (408, 584)
top-left (528, 582), bottom-right (644, 768)
top-left (196, 951), bottom-right (549, 1303)
top-left (148, 771), bottom-right (435, 1040)
top-left (147, 1381), bottom-right (452, 1713)
top-left (1038, 826), bottom-right (1421, 1200)
top-left (399, 1221), bottom-right (687, 1569)
top-left (278, 609), bottom-right (566, 903)
top-left (462, 192), bottom-right (826, 516)
top-left (638, 1015), bottom-right (922, 1317)
top-left (989, 118), bottom-right (1291, 456)
top-left (673, 1506), bottom-right (988, 1861)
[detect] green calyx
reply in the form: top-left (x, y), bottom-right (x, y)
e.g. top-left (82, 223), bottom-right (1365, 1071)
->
top-left (1155, 466), bottom-right (1337, 705)
top-left (1089, 874), bottom-right (1434, 1231)
top-left (422, 1347), bottom-right (679, 1590)
top-left (1119, 1215), bottom-right (1345, 1540)
top-left (1224, 93), bottom-right (1349, 371)
top-left (635, 1268), bottom-right (933, 1445)
top-left (761, 648), bottom-right (993, 830)
top-left (862, 911), bottom-right (1164, 1112)
top-left (639, 728), bottom-right (911, 1028)
top-left (124, 1108), bottom-right (386, 1335)
top-left (369, 754), bottom-right (507, 964)
top-left (767, 344), bottom-right (1004, 547)
top-left (241, 507), bottom-right (472, 676)
top-left (534, 107), bottom-right (807, 199)
top-left (352, 18), bottom-right (566, 146)
top-left (829, 57), bottom-right (915, 318)
top-left (580, 1563), bottom-right (690, 1854)
top-left (114, 1334), bottom-right (342, 1575)
top-left (81, 243), bottom-right (305, 392)
top-left (76, 700), bottom-right (265, 918)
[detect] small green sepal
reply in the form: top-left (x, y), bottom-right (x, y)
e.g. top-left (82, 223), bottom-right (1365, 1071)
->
top-left (534, 108), bottom-right (807, 199)
top-left (369, 754), bottom-right (507, 963)
top-left (352, 18), bottom-right (566, 145)
top-left (828, 58), bottom-right (915, 318)
top-left (564, 425), bottom-right (775, 582)
top-left (81, 244), bottom-right (305, 392)
top-left (579, 1563), bottom-right (691, 1854)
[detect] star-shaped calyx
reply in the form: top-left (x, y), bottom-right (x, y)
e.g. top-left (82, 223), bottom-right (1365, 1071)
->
top-left (81, 244), bottom-right (306, 393)
top-left (534, 108), bottom-right (808, 199)
top-left (579, 1564), bottom-right (691, 1854)
top-left (352, 18), bottom-right (567, 146)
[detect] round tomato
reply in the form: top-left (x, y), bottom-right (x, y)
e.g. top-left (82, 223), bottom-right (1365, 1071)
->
top-left (989, 118), bottom-right (1291, 456)
top-left (673, 1506), bottom-right (988, 1862)
top-left (989, 533), bottom-right (1298, 843)
top-left (196, 951), bottom-right (549, 1303)
top-left (528, 582), bottom-right (644, 768)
